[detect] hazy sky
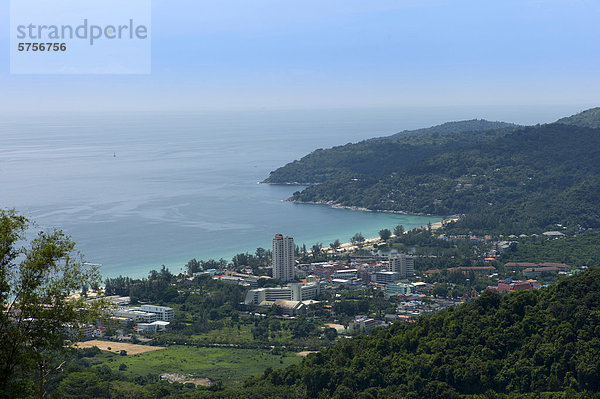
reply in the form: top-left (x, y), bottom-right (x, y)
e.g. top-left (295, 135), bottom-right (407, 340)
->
top-left (1, 0), bottom-right (599, 116)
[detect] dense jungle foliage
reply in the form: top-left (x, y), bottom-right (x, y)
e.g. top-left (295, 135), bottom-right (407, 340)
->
top-left (288, 123), bottom-right (600, 233)
top-left (263, 120), bottom-right (517, 184)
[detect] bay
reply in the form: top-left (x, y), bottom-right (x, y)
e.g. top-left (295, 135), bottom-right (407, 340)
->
top-left (0, 109), bottom-right (450, 278)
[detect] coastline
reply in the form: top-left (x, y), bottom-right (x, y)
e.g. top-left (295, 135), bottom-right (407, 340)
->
top-left (286, 199), bottom-right (439, 217)
top-left (259, 181), bottom-right (320, 186)
top-left (331, 215), bottom-right (460, 253)
top-left (101, 210), bottom-right (454, 280)
top-left (95, 177), bottom-right (456, 279)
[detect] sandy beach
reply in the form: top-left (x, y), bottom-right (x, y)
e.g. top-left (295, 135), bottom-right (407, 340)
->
top-left (325, 215), bottom-right (460, 254)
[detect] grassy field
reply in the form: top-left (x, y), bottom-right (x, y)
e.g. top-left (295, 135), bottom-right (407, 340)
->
top-left (94, 345), bottom-right (302, 386)
top-left (190, 322), bottom-right (299, 346)
top-left (191, 323), bottom-right (256, 344)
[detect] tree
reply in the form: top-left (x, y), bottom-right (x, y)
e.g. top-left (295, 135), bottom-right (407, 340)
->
top-left (185, 258), bottom-right (201, 275)
top-left (330, 239), bottom-right (341, 251)
top-left (255, 247), bottom-right (267, 260)
top-left (232, 252), bottom-right (250, 268)
top-left (311, 243), bottom-right (323, 258)
top-left (393, 225), bottom-right (405, 237)
top-left (0, 209), bottom-right (109, 398)
top-left (379, 229), bottom-right (392, 241)
top-left (432, 283), bottom-right (449, 298)
top-left (351, 233), bottom-right (365, 244)
top-left (324, 327), bottom-right (337, 341)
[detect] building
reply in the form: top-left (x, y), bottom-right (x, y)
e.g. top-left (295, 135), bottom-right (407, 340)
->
top-left (331, 269), bottom-right (358, 280)
top-left (523, 266), bottom-right (560, 277)
top-left (505, 262), bottom-right (570, 270)
top-left (244, 281), bottom-right (321, 305)
top-left (78, 324), bottom-right (95, 340)
top-left (374, 271), bottom-right (399, 284)
top-left (137, 320), bottom-right (170, 333)
top-left (350, 316), bottom-right (382, 333)
top-left (217, 272), bottom-right (267, 287)
top-left (331, 278), bottom-right (352, 285)
top-left (273, 234), bottom-right (295, 282)
top-left (104, 295), bottom-right (131, 306)
top-left (486, 279), bottom-right (541, 293)
top-left (410, 281), bottom-right (428, 293)
top-left (389, 254), bottom-right (414, 278)
top-left (139, 305), bottom-right (175, 322)
top-left (542, 231), bottom-right (565, 238)
top-left (115, 309), bottom-right (158, 323)
top-left (447, 266), bottom-right (496, 274)
top-left (386, 282), bottom-right (412, 297)
top-left (272, 300), bottom-right (307, 315)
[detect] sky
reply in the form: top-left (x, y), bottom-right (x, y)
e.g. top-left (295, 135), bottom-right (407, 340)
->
top-left (0, 0), bottom-right (599, 118)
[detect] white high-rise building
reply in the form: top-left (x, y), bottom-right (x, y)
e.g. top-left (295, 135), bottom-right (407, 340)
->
top-left (390, 254), bottom-right (414, 278)
top-left (272, 234), bottom-right (295, 282)
top-left (139, 305), bottom-right (175, 321)
top-left (244, 281), bottom-right (321, 305)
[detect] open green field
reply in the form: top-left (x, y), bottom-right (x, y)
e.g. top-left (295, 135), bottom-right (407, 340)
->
top-left (190, 322), bottom-right (296, 345)
top-left (94, 345), bottom-right (302, 386)
top-left (191, 323), bottom-right (257, 344)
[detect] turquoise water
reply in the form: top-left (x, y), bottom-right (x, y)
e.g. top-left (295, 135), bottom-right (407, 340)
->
top-left (0, 109), bottom-right (446, 278)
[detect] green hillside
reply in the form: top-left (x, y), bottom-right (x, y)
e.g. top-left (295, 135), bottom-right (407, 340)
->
top-left (244, 267), bottom-right (600, 398)
top-left (290, 123), bottom-right (600, 233)
top-left (263, 120), bottom-right (518, 184)
top-left (377, 119), bottom-right (517, 142)
top-left (267, 108), bottom-right (600, 233)
top-left (556, 107), bottom-right (600, 129)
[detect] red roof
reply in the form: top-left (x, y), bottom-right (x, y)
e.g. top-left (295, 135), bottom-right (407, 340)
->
top-left (524, 267), bottom-right (559, 272)
top-left (425, 269), bottom-right (442, 274)
top-left (497, 283), bottom-right (513, 292)
top-left (505, 262), bottom-right (537, 267)
top-left (513, 282), bottom-right (531, 291)
top-left (448, 266), bottom-right (495, 272)
top-left (539, 262), bottom-right (570, 269)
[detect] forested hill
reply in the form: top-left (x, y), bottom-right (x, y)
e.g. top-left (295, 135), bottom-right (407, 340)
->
top-left (263, 120), bottom-right (518, 184)
top-left (374, 119), bottom-right (516, 142)
top-left (557, 107), bottom-right (600, 129)
top-left (290, 122), bottom-right (600, 233)
top-left (244, 267), bottom-right (600, 398)
top-left (264, 108), bottom-right (600, 233)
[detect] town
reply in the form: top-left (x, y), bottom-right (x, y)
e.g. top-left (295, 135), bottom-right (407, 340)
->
top-left (84, 223), bottom-right (583, 345)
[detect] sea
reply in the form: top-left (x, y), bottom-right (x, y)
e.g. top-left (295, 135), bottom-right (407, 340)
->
top-left (0, 106), bottom-right (568, 279)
